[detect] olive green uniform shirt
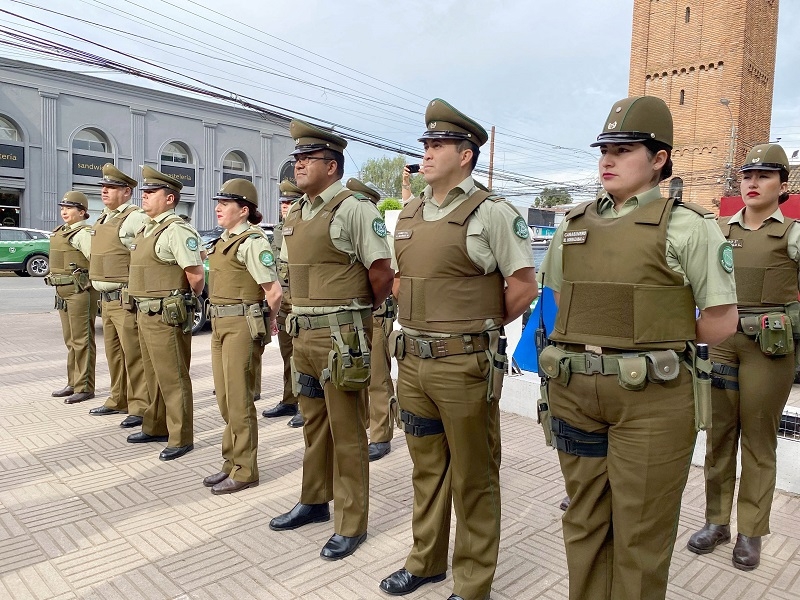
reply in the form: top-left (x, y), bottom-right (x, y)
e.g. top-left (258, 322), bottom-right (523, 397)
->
top-left (221, 222), bottom-right (278, 285)
top-left (538, 185), bottom-right (737, 310)
top-left (92, 202), bottom-right (150, 292)
top-left (280, 180), bottom-right (392, 315)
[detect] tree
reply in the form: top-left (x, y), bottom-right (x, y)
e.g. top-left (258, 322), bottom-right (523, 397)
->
top-left (377, 198), bottom-right (403, 217)
top-left (533, 187), bottom-right (573, 208)
top-left (360, 155), bottom-right (426, 198)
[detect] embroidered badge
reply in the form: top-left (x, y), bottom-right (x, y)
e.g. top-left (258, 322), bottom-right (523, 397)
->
top-left (719, 242), bottom-right (734, 273)
top-left (372, 218), bottom-right (387, 238)
top-left (563, 230), bottom-right (588, 244)
top-left (395, 230), bottom-right (412, 240)
top-left (730, 239), bottom-right (743, 248)
top-left (259, 250), bottom-right (275, 267)
top-left (513, 216), bottom-right (529, 239)
top-left (186, 237), bottom-right (199, 251)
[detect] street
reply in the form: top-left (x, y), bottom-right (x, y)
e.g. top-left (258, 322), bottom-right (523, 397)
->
top-left (0, 272), bottom-right (55, 314)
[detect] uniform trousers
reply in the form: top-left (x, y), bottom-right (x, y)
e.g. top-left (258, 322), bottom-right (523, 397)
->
top-left (211, 314), bottom-right (262, 483)
top-left (277, 309), bottom-right (297, 406)
top-left (292, 320), bottom-right (371, 537)
top-left (705, 332), bottom-right (794, 536)
top-left (100, 298), bottom-right (149, 415)
top-left (368, 315), bottom-right (395, 443)
top-left (56, 285), bottom-right (99, 393)
top-left (137, 311), bottom-right (194, 448)
top-left (397, 349), bottom-right (500, 600)
top-left (548, 365), bottom-right (696, 600)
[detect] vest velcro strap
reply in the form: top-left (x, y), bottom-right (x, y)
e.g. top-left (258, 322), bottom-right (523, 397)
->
top-left (399, 409), bottom-right (444, 437)
top-left (403, 333), bottom-right (489, 359)
top-left (295, 308), bottom-right (372, 330)
top-left (209, 303), bottom-right (258, 318)
top-left (551, 417), bottom-right (608, 457)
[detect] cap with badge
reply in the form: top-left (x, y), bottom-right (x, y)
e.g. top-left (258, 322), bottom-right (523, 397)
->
top-left (289, 119), bottom-right (347, 156)
top-left (346, 177), bottom-right (381, 204)
top-left (213, 178), bottom-right (258, 206)
top-left (100, 163), bottom-right (138, 188)
top-left (590, 96), bottom-right (673, 148)
top-left (739, 143), bottom-right (789, 173)
top-left (418, 98), bottom-right (488, 147)
top-left (58, 190), bottom-right (89, 211)
top-left (140, 165), bottom-right (183, 192)
top-left (279, 179), bottom-right (303, 202)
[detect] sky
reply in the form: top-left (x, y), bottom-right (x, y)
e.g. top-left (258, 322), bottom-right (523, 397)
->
top-left (1, 0), bottom-right (799, 205)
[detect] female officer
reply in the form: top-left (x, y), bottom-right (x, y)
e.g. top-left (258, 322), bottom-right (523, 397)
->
top-left (48, 191), bottom-right (99, 405)
top-left (688, 143), bottom-right (798, 571)
top-left (202, 178), bottom-right (282, 495)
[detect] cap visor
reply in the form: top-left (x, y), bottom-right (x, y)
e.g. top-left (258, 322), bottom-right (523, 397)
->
top-left (589, 133), bottom-right (651, 147)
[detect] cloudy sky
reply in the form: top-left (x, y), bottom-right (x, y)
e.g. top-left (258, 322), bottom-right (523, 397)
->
top-left (2, 0), bottom-right (799, 203)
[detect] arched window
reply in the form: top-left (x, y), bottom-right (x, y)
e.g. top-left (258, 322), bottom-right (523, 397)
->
top-left (223, 151), bottom-right (247, 172)
top-left (72, 128), bottom-right (109, 153)
top-left (679, 89), bottom-right (685, 105)
top-left (161, 142), bottom-right (191, 164)
top-left (685, 7), bottom-right (690, 23)
top-left (0, 116), bottom-right (21, 142)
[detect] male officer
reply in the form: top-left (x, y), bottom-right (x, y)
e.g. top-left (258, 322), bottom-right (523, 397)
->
top-left (345, 177), bottom-right (397, 462)
top-left (262, 179), bottom-right (304, 428)
top-left (126, 166), bottom-right (204, 461)
top-left (380, 99), bottom-right (538, 600)
top-left (269, 120), bottom-right (393, 561)
top-left (538, 96), bottom-right (738, 600)
top-left (87, 164), bottom-right (150, 427)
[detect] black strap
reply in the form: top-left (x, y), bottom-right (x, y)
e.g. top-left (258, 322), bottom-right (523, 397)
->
top-left (711, 362), bottom-right (739, 390)
top-left (551, 417), bottom-right (608, 457)
top-left (297, 373), bottom-right (325, 398)
top-left (711, 375), bottom-right (739, 391)
top-left (399, 409), bottom-right (444, 437)
top-left (711, 362), bottom-right (739, 377)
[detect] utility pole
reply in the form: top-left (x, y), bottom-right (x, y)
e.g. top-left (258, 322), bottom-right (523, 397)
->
top-left (720, 98), bottom-right (737, 197)
top-left (487, 125), bottom-right (495, 190)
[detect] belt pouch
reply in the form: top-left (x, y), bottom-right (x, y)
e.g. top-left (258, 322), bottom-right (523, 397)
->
top-left (617, 356), bottom-right (648, 391)
top-left (161, 295), bottom-right (187, 327)
top-left (327, 330), bottom-right (371, 391)
top-left (538, 345), bottom-right (570, 386)
top-left (120, 288), bottom-right (134, 311)
top-left (645, 350), bottom-right (681, 383)
top-left (537, 381), bottom-right (553, 447)
top-left (388, 329), bottom-right (405, 359)
top-left (245, 303), bottom-right (268, 341)
top-left (758, 312), bottom-right (794, 356)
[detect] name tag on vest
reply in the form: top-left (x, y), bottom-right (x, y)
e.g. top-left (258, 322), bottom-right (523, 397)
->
top-left (283, 226), bottom-right (294, 236)
top-left (395, 230), bottom-right (412, 240)
top-left (730, 239), bottom-right (743, 248)
top-left (563, 230), bottom-right (588, 244)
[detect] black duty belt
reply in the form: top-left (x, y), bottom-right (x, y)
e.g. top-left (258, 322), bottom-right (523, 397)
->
top-left (403, 333), bottom-right (488, 359)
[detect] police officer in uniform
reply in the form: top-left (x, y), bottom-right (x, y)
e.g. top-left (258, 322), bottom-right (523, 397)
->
top-left (262, 179), bottom-right (305, 428)
top-left (345, 177), bottom-right (397, 462)
top-left (125, 166), bottom-right (204, 461)
top-left (379, 99), bottom-right (538, 600)
top-left (48, 192), bottom-right (99, 405)
top-left (202, 178), bottom-right (282, 494)
top-left (269, 120), bottom-right (393, 561)
top-left (538, 96), bottom-right (739, 600)
top-left (87, 164), bottom-right (151, 427)
top-left (688, 143), bottom-right (798, 571)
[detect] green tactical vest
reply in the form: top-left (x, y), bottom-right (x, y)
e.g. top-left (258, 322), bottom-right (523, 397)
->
top-left (718, 216), bottom-right (798, 307)
top-left (550, 197), bottom-right (701, 351)
top-left (394, 190), bottom-right (505, 334)
top-left (88, 206), bottom-right (139, 283)
top-left (127, 217), bottom-right (189, 298)
top-left (282, 190), bottom-right (372, 307)
top-left (207, 230), bottom-right (265, 305)
top-left (272, 221), bottom-right (292, 311)
top-left (49, 224), bottom-right (90, 274)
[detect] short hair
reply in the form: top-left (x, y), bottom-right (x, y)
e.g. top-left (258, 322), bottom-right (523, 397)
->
top-left (323, 150), bottom-right (345, 179)
top-left (643, 140), bottom-right (673, 181)
top-left (457, 139), bottom-right (480, 171)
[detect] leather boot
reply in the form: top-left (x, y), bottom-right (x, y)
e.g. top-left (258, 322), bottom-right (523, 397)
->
top-left (732, 534), bottom-right (761, 571)
top-left (687, 523), bottom-right (731, 554)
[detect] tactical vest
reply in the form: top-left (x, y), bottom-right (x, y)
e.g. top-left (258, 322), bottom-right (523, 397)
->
top-left (719, 216), bottom-right (798, 307)
top-left (394, 190), bottom-right (505, 334)
top-left (208, 229), bottom-right (265, 305)
top-left (127, 217), bottom-right (189, 298)
top-left (272, 222), bottom-right (292, 309)
top-left (88, 206), bottom-right (139, 283)
top-left (550, 197), bottom-right (701, 351)
top-left (49, 224), bottom-right (90, 274)
top-left (283, 190), bottom-right (372, 307)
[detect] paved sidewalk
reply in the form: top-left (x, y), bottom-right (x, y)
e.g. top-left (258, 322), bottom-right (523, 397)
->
top-left (1, 312), bottom-right (799, 599)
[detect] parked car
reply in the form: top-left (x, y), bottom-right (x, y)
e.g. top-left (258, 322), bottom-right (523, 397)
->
top-left (0, 226), bottom-right (51, 276)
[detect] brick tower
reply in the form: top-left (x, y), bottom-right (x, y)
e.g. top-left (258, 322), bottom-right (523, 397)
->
top-left (629, 0), bottom-right (780, 208)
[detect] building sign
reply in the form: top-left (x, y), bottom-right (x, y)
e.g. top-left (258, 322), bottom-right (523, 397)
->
top-left (73, 154), bottom-right (109, 177)
top-left (0, 144), bottom-right (24, 169)
top-left (222, 171), bottom-right (252, 183)
top-left (279, 160), bottom-right (295, 185)
top-left (161, 164), bottom-right (196, 188)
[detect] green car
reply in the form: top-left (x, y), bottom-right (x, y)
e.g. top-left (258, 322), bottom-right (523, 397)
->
top-left (0, 226), bottom-right (51, 276)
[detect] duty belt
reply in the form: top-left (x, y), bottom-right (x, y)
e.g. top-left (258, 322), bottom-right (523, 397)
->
top-left (44, 274), bottom-right (75, 286)
top-left (100, 290), bottom-right (122, 302)
top-left (403, 333), bottom-right (489, 359)
top-left (209, 303), bottom-right (255, 318)
top-left (294, 308), bottom-right (372, 330)
top-left (549, 349), bottom-right (684, 376)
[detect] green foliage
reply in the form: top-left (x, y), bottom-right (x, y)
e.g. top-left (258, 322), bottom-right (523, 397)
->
top-left (377, 198), bottom-right (403, 218)
top-left (360, 155), bottom-right (426, 198)
top-left (533, 187), bottom-right (573, 208)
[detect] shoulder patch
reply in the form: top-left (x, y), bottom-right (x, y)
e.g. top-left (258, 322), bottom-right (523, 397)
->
top-left (372, 217), bottom-right (388, 238)
top-left (259, 250), bottom-right (275, 267)
top-left (512, 216), bottom-right (529, 239)
top-left (186, 237), bottom-right (199, 251)
top-left (719, 242), bottom-right (734, 273)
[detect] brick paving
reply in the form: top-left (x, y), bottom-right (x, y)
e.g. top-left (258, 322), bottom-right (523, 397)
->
top-left (1, 312), bottom-right (799, 599)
